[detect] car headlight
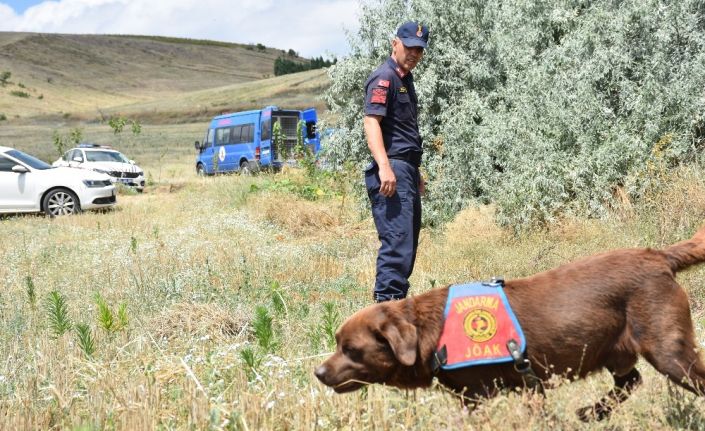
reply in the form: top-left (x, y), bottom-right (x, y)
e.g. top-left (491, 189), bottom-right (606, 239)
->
top-left (83, 179), bottom-right (111, 188)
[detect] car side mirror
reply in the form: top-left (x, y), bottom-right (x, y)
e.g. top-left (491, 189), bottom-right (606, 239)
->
top-left (12, 164), bottom-right (28, 173)
top-left (73, 156), bottom-right (83, 163)
top-left (129, 159), bottom-right (135, 164)
top-left (194, 140), bottom-right (202, 150)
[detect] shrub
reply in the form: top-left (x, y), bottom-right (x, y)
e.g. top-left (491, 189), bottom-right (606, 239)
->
top-left (324, 0), bottom-right (705, 231)
top-left (10, 91), bottom-right (30, 98)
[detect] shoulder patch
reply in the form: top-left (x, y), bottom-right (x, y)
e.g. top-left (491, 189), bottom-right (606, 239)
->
top-left (371, 88), bottom-right (388, 104)
top-left (377, 79), bottom-right (390, 88)
top-left (399, 86), bottom-right (408, 93)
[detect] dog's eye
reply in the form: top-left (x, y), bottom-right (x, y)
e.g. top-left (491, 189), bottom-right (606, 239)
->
top-left (374, 333), bottom-right (387, 346)
top-left (342, 346), bottom-right (362, 361)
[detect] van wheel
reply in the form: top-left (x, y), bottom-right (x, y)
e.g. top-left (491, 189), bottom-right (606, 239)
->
top-left (196, 163), bottom-right (206, 176)
top-left (43, 188), bottom-right (80, 217)
top-left (240, 160), bottom-right (252, 175)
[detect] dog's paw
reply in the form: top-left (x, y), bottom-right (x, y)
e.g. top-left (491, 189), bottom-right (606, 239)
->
top-left (575, 403), bottom-right (612, 422)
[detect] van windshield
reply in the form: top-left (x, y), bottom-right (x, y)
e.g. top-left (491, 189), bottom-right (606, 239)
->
top-left (6, 150), bottom-right (52, 170)
top-left (86, 150), bottom-right (130, 163)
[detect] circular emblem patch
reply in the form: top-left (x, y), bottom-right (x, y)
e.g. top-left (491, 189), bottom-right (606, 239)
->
top-left (463, 309), bottom-right (497, 342)
top-left (218, 145), bottom-right (226, 162)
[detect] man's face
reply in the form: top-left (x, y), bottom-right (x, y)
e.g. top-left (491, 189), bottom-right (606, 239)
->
top-left (392, 37), bottom-right (424, 73)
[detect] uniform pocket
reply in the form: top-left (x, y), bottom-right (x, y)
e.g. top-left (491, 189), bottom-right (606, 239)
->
top-left (364, 162), bottom-right (380, 195)
top-left (396, 93), bottom-right (412, 121)
top-left (370, 191), bottom-right (412, 236)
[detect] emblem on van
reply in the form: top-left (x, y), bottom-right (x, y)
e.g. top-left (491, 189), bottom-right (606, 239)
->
top-left (218, 146), bottom-right (226, 162)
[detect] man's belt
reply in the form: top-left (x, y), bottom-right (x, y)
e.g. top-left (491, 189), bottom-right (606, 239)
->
top-left (389, 152), bottom-right (422, 167)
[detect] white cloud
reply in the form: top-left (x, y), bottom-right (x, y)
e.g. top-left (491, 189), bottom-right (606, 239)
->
top-left (0, 0), bottom-right (359, 57)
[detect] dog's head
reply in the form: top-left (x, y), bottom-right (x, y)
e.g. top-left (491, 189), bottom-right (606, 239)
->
top-left (314, 302), bottom-right (418, 393)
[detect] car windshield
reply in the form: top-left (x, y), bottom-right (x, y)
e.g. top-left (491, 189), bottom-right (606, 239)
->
top-left (85, 150), bottom-right (130, 163)
top-left (6, 149), bottom-right (53, 170)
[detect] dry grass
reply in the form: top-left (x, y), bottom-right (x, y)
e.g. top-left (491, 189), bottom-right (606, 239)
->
top-left (150, 302), bottom-right (246, 342)
top-left (0, 32), bottom-right (313, 119)
top-left (1, 133), bottom-right (705, 429)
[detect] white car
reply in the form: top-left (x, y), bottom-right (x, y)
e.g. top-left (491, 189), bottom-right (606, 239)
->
top-left (53, 144), bottom-right (145, 192)
top-left (0, 146), bottom-right (116, 216)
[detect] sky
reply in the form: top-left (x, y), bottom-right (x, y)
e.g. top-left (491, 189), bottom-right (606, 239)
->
top-left (0, 0), bottom-right (360, 58)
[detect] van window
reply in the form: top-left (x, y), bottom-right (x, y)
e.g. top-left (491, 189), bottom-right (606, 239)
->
top-left (216, 128), bottom-right (231, 146)
top-left (242, 124), bottom-right (254, 143)
top-left (230, 126), bottom-right (242, 144)
top-left (261, 118), bottom-right (271, 140)
top-left (203, 130), bottom-right (213, 148)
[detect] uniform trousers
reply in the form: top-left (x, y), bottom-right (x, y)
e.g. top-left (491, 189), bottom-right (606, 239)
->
top-left (364, 158), bottom-right (421, 302)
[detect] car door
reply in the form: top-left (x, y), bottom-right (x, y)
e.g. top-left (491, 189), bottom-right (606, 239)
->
top-left (68, 149), bottom-right (84, 168)
top-left (0, 154), bottom-right (35, 211)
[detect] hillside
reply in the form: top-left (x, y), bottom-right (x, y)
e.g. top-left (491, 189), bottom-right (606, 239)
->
top-left (98, 68), bottom-right (329, 124)
top-left (0, 32), bottom-right (325, 121)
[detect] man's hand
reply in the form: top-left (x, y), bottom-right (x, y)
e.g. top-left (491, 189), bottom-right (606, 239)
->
top-left (378, 163), bottom-right (396, 197)
top-left (364, 115), bottom-right (398, 197)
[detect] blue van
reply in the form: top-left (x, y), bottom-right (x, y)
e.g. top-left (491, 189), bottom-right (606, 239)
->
top-left (194, 106), bottom-right (320, 175)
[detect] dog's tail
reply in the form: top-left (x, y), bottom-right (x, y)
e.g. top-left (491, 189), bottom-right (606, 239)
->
top-left (663, 223), bottom-right (705, 272)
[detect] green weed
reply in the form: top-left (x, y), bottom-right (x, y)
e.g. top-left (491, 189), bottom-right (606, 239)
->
top-left (239, 347), bottom-right (263, 382)
top-left (269, 280), bottom-right (287, 316)
top-left (45, 290), bottom-right (72, 338)
top-left (321, 302), bottom-right (340, 349)
top-left (25, 275), bottom-right (36, 309)
top-left (252, 306), bottom-right (276, 352)
top-left (75, 323), bottom-right (96, 359)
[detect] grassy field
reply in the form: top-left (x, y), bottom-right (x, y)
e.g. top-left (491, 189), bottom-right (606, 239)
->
top-left (1, 123), bottom-right (705, 429)
top-left (0, 32), bottom-right (321, 120)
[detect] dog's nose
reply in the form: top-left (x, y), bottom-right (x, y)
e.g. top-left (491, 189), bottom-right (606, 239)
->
top-left (314, 365), bottom-right (328, 383)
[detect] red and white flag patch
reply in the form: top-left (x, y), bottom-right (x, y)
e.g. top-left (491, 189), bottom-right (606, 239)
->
top-left (377, 79), bottom-right (390, 88)
top-left (371, 88), bottom-right (387, 104)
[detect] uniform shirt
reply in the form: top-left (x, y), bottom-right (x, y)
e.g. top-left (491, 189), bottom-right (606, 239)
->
top-left (364, 57), bottom-right (422, 158)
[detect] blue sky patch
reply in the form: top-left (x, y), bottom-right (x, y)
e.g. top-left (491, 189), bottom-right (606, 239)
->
top-left (2, 1), bottom-right (45, 13)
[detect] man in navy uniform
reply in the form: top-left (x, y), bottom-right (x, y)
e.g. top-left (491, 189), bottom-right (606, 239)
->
top-left (363, 21), bottom-right (429, 302)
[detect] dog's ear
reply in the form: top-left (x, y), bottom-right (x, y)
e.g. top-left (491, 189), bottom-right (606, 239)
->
top-left (380, 319), bottom-right (418, 366)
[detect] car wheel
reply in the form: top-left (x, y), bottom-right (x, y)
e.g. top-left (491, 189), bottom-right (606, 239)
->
top-left (43, 188), bottom-right (80, 217)
top-left (240, 160), bottom-right (252, 175)
top-left (196, 163), bottom-right (206, 176)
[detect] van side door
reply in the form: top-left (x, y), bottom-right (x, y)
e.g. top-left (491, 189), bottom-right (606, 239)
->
top-left (214, 126), bottom-right (234, 172)
top-left (237, 123), bottom-right (255, 170)
top-left (301, 108), bottom-right (320, 153)
top-left (258, 110), bottom-right (273, 166)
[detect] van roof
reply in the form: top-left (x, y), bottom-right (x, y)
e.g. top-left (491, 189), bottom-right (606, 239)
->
top-left (213, 105), bottom-right (279, 120)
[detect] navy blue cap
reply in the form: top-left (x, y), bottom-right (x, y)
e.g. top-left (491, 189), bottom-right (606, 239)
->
top-left (396, 21), bottom-right (429, 48)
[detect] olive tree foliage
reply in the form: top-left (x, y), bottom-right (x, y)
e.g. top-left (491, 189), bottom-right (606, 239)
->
top-left (324, 0), bottom-right (705, 230)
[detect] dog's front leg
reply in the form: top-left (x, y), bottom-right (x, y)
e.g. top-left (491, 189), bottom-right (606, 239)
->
top-left (576, 368), bottom-right (642, 421)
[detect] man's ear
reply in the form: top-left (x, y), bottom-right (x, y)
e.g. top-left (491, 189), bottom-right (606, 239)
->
top-left (380, 319), bottom-right (418, 366)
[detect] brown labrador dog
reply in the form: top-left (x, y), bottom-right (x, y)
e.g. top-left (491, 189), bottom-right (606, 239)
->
top-left (315, 224), bottom-right (705, 420)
